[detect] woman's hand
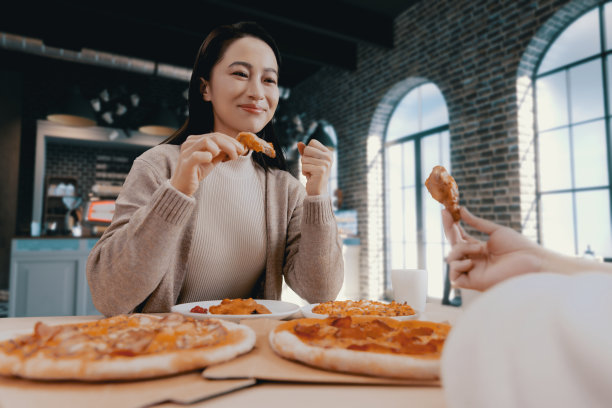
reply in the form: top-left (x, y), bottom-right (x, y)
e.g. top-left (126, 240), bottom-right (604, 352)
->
top-left (170, 133), bottom-right (246, 196)
top-left (297, 139), bottom-right (333, 196)
top-left (443, 207), bottom-right (545, 291)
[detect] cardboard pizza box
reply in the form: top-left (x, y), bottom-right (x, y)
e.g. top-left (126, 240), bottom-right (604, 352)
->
top-left (0, 373), bottom-right (255, 408)
top-left (203, 319), bottom-right (441, 386)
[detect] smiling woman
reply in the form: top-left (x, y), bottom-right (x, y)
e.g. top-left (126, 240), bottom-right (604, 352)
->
top-left (86, 22), bottom-right (344, 317)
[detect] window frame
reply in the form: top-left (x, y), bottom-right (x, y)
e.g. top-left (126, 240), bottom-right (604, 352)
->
top-left (534, 3), bottom-right (612, 256)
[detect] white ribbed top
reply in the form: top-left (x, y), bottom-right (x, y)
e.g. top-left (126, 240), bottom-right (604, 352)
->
top-left (178, 152), bottom-right (267, 302)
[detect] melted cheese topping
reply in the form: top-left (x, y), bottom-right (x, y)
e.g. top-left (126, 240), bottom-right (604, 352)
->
top-left (276, 316), bottom-right (450, 359)
top-left (312, 300), bottom-right (416, 317)
top-left (0, 314), bottom-right (228, 360)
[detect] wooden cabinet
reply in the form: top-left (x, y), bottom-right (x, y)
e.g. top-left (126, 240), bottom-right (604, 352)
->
top-left (9, 238), bottom-right (100, 317)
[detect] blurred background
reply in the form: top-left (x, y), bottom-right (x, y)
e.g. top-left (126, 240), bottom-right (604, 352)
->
top-left (1, 0), bottom-right (610, 317)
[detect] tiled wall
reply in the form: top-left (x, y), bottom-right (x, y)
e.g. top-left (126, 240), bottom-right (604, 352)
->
top-left (285, 0), bottom-right (598, 299)
top-left (44, 142), bottom-right (145, 203)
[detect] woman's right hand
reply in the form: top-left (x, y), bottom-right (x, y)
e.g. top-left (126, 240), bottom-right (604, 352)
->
top-left (170, 132), bottom-right (246, 196)
top-left (443, 207), bottom-right (545, 291)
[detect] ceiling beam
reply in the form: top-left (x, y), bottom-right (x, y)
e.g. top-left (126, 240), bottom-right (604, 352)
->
top-left (203, 0), bottom-right (394, 48)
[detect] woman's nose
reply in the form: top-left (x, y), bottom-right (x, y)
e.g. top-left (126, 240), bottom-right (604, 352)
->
top-left (247, 80), bottom-right (264, 100)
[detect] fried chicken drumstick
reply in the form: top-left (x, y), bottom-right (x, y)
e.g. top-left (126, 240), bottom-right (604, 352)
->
top-left (425, 165), bottom-right (461, 222)
top-left (237, 131), bottom-right (276, 158)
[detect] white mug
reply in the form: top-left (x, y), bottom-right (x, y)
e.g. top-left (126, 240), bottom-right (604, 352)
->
top-left (391, 269), bottom-right (428, 313)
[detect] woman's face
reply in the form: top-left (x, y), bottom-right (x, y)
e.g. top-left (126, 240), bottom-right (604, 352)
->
top-left (202, 36), bottom-right (279, 137)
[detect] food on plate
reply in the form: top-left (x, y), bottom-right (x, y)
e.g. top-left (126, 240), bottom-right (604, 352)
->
top-left (425, 165), bottom-right (461, 222)
top-left (190, 305), bottom-right (208, 314)
top-left (311, 299), bottom-right (416, 317)
top-left (0, 313), bottom-right (255, 381)
top-left (237, 131), bottom-right (276, 158)
top-left (208, 298), bottom-right (272, 315)
top-left (269, 316), bottom-right (451, 380)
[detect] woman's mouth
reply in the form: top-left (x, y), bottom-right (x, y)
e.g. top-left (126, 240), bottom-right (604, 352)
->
top-left (239, 104), bottom-right (265, 114)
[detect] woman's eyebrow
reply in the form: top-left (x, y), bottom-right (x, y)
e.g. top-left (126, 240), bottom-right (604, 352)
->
top-left (228, 61), bottom-right (278, 76)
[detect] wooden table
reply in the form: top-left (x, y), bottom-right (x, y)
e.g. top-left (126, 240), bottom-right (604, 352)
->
top-left (0, 303), bottom-right (461, 408)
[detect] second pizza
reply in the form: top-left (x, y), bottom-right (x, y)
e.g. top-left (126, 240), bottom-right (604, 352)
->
top-left (269, 316), bottom-right (451, 380)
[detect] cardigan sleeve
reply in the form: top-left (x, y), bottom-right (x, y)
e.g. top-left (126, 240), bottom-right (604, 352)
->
top-left (282, 189), bottom-right (344, 303)
top-left (86, 155), bottom-right (195, 316)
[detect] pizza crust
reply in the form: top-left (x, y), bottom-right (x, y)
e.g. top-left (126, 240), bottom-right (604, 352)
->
top-left (269, 329), bottom-right (440, 380)
top-left (0, 319), bottom-right (255, 381)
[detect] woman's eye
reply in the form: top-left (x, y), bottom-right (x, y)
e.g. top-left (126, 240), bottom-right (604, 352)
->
top-left (264, 78), bottom-right (277, 84)
top-left (232, 71), bottom-right (248, 78)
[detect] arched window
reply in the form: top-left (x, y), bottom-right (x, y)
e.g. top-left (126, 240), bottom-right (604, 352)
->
top-left (535, 3), bottom-right (612, 259)
top-left (384, 82), bottom-right (450, 299)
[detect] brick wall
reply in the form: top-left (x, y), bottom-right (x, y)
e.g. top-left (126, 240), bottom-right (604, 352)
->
top-left (285, 0), bottom-right (601, 299)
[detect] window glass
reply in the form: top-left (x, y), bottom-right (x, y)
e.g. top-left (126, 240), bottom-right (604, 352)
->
top-left (390, 242), bottom-right (404, 270)
top-left (540, 193), bottom-right (575, 254)
top-left (605, 2), bottom-right (612, 51)
top-left (404, 187), bottom-right (417, 244)
top-left (384, 82), bottom-right (449, 299)
top-left (388, 186), bottom-right (404, 243)
top-left (537, 8), bottom-right (600, 74)
top-left (421, 132), bottom-right (446, 177)
top-left (386, 92), bottom-right (419, 142)
top-left (387, 143), bottom-right (403, 190)
top-left (536, 72), bottom-right (568, 131)
top-left (538, 128), bottom-right (572, 191)
top-left (573, 120), bottom-right (608, 188)
top-left (423, 185), bottom-right (444, 244)
top-left (425, 243), bottom-right (445, 298)
top-left (575, 190), bottom-right (612, 257)
top-left (404, 242), bottom-right (419, 269)
top-left (403, 141), bottom-right (415, 187)
top-left (607, 54), bottom-right (612, 115)
top-left (569, 60), bottom-right (604, 123)
top-left (421, 83), bottom-right (449, 130)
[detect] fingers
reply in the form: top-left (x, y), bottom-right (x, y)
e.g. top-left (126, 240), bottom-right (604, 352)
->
top-left (448, 259), bottom-right (475, 289)
top-left (446, 242), bottom-right (486, 262)
top-left (442, 209), bottom-right (462, 245)
top-left (460, 207), bottom-right (500, 235)
top-left (451, 273), bottom-right (471, 289)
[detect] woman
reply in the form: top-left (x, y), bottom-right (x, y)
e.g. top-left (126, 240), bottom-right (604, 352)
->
top-left (86, 22), bottom-right (344, 316)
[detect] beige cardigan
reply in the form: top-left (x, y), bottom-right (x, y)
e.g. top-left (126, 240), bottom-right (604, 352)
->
top-left (86, 144), bottom-right (344, 316)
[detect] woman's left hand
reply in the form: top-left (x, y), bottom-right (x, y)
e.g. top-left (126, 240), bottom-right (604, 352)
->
top-left (297, 140), bottom-right (333, 196)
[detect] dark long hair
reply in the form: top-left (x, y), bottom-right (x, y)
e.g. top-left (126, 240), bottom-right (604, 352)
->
top-left (162, 22), bottom-right (287, 172)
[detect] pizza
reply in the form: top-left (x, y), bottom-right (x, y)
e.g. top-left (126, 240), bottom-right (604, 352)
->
top-left (190, 298), bottom-right (272, 315)
top-left (311, 300), bottom-right (416, 318)
top-left (0, 313), bottom-right (255, 381)
top-left (269, 316), bottom-right (450, 380)
top-left (237, 131), bottom-right (276, 158)
top-left (425, 165), bottom-right (461, 221)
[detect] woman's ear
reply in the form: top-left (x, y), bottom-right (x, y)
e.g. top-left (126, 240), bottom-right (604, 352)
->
top-left (200, 77), bottom-right (211, 101)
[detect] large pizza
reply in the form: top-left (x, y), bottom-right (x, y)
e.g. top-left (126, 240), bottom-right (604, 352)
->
top-left (0, 313), bottom-right (255, 381)
top-left (269, 316), bottom-right (450, 380)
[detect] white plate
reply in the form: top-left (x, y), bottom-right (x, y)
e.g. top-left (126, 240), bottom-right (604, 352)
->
top-left (301, 302), bottom-right (420, 321)
top-left (171, 299), bottom-right (300, 323)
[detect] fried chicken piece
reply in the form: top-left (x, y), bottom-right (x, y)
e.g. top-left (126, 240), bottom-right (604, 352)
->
top-left (208, 298), bottom-right (272, 315)
top-left (237, 131), bottom-right (276, 158)
top-left (425, 165), bottom-right (461, 222)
